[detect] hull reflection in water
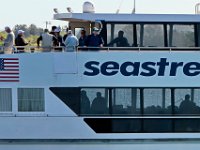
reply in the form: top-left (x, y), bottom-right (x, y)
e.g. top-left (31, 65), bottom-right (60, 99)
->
top-left (1, 140), bottom-right (200, 150)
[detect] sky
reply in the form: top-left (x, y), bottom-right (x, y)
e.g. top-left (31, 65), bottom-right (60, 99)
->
top-left (1, 0), bottom-right (200, 30)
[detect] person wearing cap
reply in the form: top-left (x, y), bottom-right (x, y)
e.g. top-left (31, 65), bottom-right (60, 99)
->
top-left (64, 30), bottom-right (78, 52)
top-left (85, 27), bottom-right (103, 49)
top-left (3, 26), bottom-right (15, 54)
top-left (15, 30), bottom-right (29, 53)
top-left (37, 29), bottom-right (57, 52)
top-left (54, 28), bottom-right (64, 46)
top-left (50, 26), bottom-right (59, 47)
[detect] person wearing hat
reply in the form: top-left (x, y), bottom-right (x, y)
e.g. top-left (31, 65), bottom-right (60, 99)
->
top-left (3, 26), bottom-right (15, 54)
top-left (64, 30), bottom-right (78, 52)
top-left (85, 27), bottom-right (104, 49)
top-left (15, 30), bottom-right (29, 53)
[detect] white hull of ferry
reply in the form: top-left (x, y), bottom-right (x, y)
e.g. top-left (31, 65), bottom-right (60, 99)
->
top-left (0, 52), bottom-right (200, 150)
top-left (3, 8), bottom-right (200, 149)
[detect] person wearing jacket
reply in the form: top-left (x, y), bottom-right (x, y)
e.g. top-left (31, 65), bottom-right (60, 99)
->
top-left (15, 30), bottom-right (29, 53)
top-left (37, 29), bottom-right (57, 52)
top-left (64, 30), bottom-right (78, 52)
top-left (3, 26), bottom-right (15, 54)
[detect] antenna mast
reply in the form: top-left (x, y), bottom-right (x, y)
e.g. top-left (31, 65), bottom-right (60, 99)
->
top-left (116, 0), bottom-right (124, 14)
top-left (132, 0), bottom-right (136, 14)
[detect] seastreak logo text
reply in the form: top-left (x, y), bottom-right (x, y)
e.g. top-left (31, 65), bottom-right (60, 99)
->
top-left (84, 58), bottom-right (200, 77)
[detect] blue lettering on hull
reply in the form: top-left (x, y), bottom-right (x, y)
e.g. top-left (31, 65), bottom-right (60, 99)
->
top-left (83, 58), bottom-right (200, 77)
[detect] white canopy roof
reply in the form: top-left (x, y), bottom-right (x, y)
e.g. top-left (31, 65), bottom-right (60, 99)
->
top-left (54, 13), bottom-right (200, 23)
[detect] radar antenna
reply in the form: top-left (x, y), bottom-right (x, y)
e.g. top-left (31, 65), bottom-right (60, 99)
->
top-left (195, 3), bottom-right (200, 14)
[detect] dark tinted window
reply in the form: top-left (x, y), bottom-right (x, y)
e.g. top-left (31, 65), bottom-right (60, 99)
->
top-left (50, 87), bottom-right (80, 114)
top-left (111, 88), bottom-right (140, 115)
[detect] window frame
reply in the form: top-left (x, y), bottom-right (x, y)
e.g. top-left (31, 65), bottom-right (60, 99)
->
top-left (17, 88), bottom-right (45, 113)
top-left (105, 22), bottom-right (198, 48)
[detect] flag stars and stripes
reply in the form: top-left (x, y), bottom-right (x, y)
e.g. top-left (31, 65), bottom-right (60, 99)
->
top-left (0, 58), bottom-right (19, 82)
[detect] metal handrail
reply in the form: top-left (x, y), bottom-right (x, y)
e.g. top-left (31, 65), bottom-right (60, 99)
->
top-left (77, 46), bottom-right (200, 52)
top-left (1, 46), bottom-right (200, 54)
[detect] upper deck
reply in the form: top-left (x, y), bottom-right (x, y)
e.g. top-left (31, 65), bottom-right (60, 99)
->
top-left (54, 13), bottom-right (200, 48)
top-left (54, 13), bottom-right (200, 23)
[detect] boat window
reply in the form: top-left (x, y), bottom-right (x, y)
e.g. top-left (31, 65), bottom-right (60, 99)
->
top-left (174, 118), bottom-right (200, 132)
top-left (50, 87), bottom-right (200, 117)
top-left (168, 24), bottom-right (195, 47)
top-left (107, 24), bottom-right (133, 47)
top-left (174, 88), bottom-right (200, 115)
top-left (0, 88), bottom-right (12, 112)
top-left (81, 88), bottom-right (109, 115)
top-left (18, 88), bottom-right (45, 112)
top-left (142, 24), bottom-right (164, 47)
top-left (85, 117), bottom-right (200, 133)
top-left (50, 87), bottom-right (80, 114)
top-left (49, 87), bottom-right (200, 133)
top-left (111, 88), bottom-right (140, 115)
top-left (85, 118), bottom-right (142, 133)
top-left (143, 88), bottom-right (171, 115)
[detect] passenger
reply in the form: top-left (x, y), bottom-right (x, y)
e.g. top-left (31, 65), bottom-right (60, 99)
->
top-left (144, 105), bottom-right (157, 114)
top-left (80, 90), bottom-right (90, 114)
top-left (64, 30), bottom-right (78, 52)
top-left (63, 28), bottom-right (69, 42)
top-left (49, 26), bottom-right (57, 36)
top-left (54, 27), bottom-right (64, 46)
top-left (37, 29), bottom-right (57, 52)
top-left (166, 105), bottom-right (179, 114)
top-left (50, 26), bottom-right (57, 47)
top-left (91, 92), bottom-right (107, 114)
top-left (54, 28), bottom-right (64, 51)
top-left (79, 29), bottom-right (87, 47)
top-left (178, 95), bottom-right (198, 131)
top-left (85, 27), bottom-right (103, 49)
top-left (15, 30), bottom-right (29, 53)
top-left (2, 26), bottom-right (15, 54)
top-left (179, 94), bottom-right (196, 114)
top-left (108, 30), bottom-right (129, 47)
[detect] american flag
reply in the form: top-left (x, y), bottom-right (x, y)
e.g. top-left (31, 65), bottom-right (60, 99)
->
top-left (0, 58), bottom-right (19, 82)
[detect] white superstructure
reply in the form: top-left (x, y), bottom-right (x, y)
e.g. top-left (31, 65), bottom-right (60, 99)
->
top-left (1, 7), bottom-right (200, 150)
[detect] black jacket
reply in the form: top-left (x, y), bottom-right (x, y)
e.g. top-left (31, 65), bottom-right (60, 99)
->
top-left (15, 35), bottom-right (28, 47)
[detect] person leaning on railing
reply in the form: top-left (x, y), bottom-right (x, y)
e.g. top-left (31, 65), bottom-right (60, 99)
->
top-left (64, 30), bottom-right (78, 52)
top-left (79, 29), bottom-right (87, 47)
top-left (15, 30), bottom-right (29, 53)
top-left (107, 30), bottom-right (129, 47)
top-left (37, 29), bottom-right (57, 52)
top-left (85, 27), bottom-right (104, 50)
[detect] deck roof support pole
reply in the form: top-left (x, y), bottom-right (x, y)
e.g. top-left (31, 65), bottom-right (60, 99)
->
top-left (169, 24), bottom-right (173, 47)
top-left (140, 24), bottom-right (144, 47)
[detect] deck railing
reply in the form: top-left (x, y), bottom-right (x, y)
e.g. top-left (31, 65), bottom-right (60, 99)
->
top-left (1, 46), bottom-right (200, 54)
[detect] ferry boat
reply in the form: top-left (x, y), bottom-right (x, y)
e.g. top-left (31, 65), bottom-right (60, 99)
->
top-left (2, 2), bottom-right (200, 150)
